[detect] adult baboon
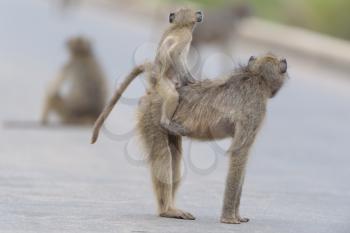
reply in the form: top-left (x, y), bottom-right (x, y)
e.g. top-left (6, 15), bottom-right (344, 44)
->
top-left (137, 54), bottom-right (288, 222)
top-left (42, 36), bottom-right (107, 125)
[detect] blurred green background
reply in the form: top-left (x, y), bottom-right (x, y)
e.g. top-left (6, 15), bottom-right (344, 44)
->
top-left (170, 0), bottom-right (350, 40)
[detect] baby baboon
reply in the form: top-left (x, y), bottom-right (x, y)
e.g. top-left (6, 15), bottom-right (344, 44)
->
top-left (91, 8), bottom-right (202, 142)
top-left (42, 36), bottom-right (107, 125)
top-left (155, 8), bottom-right (202, 135)
top-left (137, 54), bottom-right (288, 222)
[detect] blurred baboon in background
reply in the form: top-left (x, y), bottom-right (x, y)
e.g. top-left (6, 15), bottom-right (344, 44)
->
top-left (56, 0), bottom-right (80, 11)
top-left (192, 3), bottom-right (252, 49)
top-left (190, 3), bottom-right (252, 75)
top-left (41, 36), bottom-right (107, 125)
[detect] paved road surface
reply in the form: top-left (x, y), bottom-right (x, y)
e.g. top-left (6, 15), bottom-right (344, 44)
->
top-left (1, 1), bottom-right (350, 232)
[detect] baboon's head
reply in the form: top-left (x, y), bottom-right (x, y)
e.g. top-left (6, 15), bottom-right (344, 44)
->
top-left (67, 37), bottom-right (92, 57)
top-left (248, 54), bottom-right (288, 98)
top-left (169, 8), bottom-right (203, 27)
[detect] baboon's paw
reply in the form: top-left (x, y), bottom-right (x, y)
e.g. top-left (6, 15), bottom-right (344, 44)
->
top-left (239, 217), bottom-right (250, 223)
top-left (160, 208), bottom-right (195, 220)
top-left (161, 122), bottom-right (189, 136)
top-left (220, 217), bottom-right (242, 224)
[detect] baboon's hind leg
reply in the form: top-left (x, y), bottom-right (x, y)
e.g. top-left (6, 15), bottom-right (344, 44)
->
top-left (158, 79), bottom-right (189, 136)
top-left (169, 135), bottom-right (182, 202)
top-left (148, 132), bottom-right (194, 220)
top-left (168, 135), bottom-right (195, 219)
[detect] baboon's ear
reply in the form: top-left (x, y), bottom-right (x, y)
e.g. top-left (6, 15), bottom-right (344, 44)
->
top-left (249, 56), bottom-right (256, 62)
top-left (247, 56), bottom-right (256, 71)
top-left (248, 56), bottom-right (256, 65)
top-left (169, 12), bottom-right (175, 23)
top-left (196, 11), bottom-right (203, 22)
top-left (279, 58), bottom-right (287, 73)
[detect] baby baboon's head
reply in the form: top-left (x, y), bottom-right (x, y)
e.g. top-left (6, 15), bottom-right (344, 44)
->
top-left (67, 36), bottom-right (92, 57)
top-left (248, 54), bottom-right (288, 98)
top-left (169, 8), bottom-right (203, 27)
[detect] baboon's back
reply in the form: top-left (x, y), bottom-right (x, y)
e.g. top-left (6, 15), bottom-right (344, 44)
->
top-left (64, 58), bottom-right (107, 116)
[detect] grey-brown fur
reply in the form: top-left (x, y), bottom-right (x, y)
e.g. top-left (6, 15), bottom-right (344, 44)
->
top-left (137, 54), bottom-right (288, 222)
top-left (91, 8), bottom-right (202, 142)
top-left (41, 36), bottom-right (107, 125)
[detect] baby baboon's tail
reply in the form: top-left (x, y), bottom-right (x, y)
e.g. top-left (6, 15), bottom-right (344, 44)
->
top-left (91, 63), bottom-right (151, 144)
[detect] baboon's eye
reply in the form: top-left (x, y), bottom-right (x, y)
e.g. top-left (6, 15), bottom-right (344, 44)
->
top-left (169, 13), bottom-right (175, 23)
top-left (279, 58), bottom-right (287, 73)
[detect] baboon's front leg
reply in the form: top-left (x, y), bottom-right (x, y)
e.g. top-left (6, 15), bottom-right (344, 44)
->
top-left (234, 175), bottom-right (249, 223)
top-left (221, 124), bottom-right (255, 224)
top-left (41, 94), bottom-right (59, 125)
top-left (42, 74), bottom-right (66, 124)
top-left (42, 93), bottom-right (67, 124)
top-left (149, 135), bottom-right (194, 220)
top-left (220, 150), bottom-right (249, 224)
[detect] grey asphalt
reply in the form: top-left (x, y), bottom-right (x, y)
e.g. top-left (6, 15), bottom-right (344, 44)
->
top-left (1, 1), bottom-right (350, 233)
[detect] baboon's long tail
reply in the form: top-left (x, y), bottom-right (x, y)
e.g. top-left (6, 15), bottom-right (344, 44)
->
top-left (91, 63), bottom-right (150, 144)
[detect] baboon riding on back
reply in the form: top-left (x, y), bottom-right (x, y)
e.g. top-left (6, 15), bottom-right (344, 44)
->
top-left (92, 8), bottom-right (202, 141)
top-left (92, 8), bottom-right (288, 224)
top-left (137, 54), bottom-right (288, 222)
